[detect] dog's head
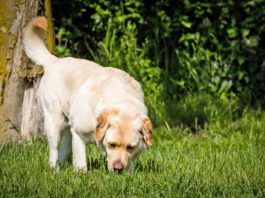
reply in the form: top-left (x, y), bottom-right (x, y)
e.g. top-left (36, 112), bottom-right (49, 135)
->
top-left (96, 108), bottom-right (152, 173)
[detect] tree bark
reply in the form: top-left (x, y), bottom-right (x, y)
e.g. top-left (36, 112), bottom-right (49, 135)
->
top-left (0, 0), bottom-right (54, 141)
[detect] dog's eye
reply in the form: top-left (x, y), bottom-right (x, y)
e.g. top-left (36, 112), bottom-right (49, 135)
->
top-left (126, 145), bottom-right (135, 151)
top-left (109, 143), bottom-right (117, 149)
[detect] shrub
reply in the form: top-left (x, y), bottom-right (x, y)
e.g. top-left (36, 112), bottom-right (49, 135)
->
top-left (52, 0), bottom-right (265, 124)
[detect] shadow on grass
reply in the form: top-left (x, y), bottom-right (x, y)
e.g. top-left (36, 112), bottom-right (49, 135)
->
top-left (85, 157), bottom-right (162, 173)
top-left (59, 156), bottom-right (106, 171)
top-left (59, 156), bottom-right (162, 173)
top-left (87, 157), bottom-right (105, 171)
top-left (166, 93), bottom-right (244, 132)
top-left (135, 159), bottom-right (162, 173)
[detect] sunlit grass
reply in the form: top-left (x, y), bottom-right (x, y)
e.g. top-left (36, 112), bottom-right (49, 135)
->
top-left (0, 103), bottom-right (264, 197)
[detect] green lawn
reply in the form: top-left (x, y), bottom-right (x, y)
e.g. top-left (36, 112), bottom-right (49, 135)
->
top-left (0, 106), bottom-right (265, 197)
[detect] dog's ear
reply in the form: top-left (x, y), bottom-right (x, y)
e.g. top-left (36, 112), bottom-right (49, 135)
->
top-left (96, 112), bottom-right (109, 141)
top-left (140, 117), bottom-right (153, 146)
top-left (96, 109), bottom-right (118, 141)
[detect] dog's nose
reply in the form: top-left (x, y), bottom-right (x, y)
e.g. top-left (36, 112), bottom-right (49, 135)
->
top-left (113, 161), bottom-right (124, 173)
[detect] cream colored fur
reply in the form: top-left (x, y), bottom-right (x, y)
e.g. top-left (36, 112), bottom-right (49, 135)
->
top-left (23, 16), bottom-right (152, 172)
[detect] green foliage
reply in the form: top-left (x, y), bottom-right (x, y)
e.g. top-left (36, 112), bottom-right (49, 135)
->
top-left (174, 33), bottom-right (232, 98)
top-left (1, 106), bottom-right (265, 196)
top-left (52, 0), bottom-right (265, 124)
top-left (54, 27), bottom-right (72, 57)
top-left (142, 0), bottom-right (265, 102)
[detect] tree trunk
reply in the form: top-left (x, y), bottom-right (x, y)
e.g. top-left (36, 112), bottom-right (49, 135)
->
top-left (0, 0), bottom-right (54, 141)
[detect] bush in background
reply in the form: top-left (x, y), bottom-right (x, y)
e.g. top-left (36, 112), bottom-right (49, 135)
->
top-left (52, 0), bottom-right (265, 125)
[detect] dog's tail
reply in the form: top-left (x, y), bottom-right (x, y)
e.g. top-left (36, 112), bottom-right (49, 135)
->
top-left (23, 16), bottom-right (58, 70)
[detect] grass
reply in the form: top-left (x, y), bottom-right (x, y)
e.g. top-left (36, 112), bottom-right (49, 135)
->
top-left (0, 97), bottom-right (265, 197)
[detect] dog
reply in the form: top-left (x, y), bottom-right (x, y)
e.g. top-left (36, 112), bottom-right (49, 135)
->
top-left (23, 16), bottom-right (153, 172)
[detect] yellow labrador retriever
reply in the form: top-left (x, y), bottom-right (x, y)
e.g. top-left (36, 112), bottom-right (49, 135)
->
top-left (23, 17), bottom-right (152, 172)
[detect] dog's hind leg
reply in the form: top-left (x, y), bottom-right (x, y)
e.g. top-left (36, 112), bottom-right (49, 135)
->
top-left (44, 110), bottom-right (65, 168)
top-left (58, 127), bottom-right (72, 166)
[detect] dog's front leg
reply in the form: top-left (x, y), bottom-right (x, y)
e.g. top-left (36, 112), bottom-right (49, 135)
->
top-left (71, 129), bottom-right (87, 171)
